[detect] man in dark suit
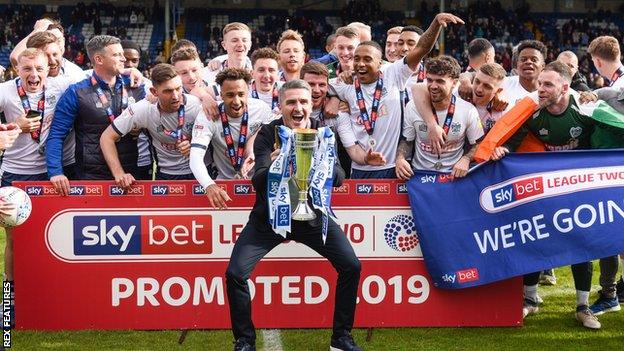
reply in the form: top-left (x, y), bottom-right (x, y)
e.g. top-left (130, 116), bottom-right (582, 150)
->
top-left (225, 79), bottom-right (362, 351)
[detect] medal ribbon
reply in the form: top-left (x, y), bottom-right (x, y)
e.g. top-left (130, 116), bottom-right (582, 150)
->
top-left (416, 62), bottom-right (426, 83)
top-left (91, 74), bottom-right (128, 123)
top-left (431, 94), bottom-right (457, 135)
top-left (161, 95), bottom-right (187, 142)
top-left (219, 103), bottom-right (248, 172)
top-left (609, 66), bottom-right (624, 87)
top-left (483, 99), bottom-right (495, 133)
top-left (354, 72), bottom-right (384, 136)
top-left (15, 78), bottom-right (45, 141)
top-left (251, 81), bottom-right (279, 110)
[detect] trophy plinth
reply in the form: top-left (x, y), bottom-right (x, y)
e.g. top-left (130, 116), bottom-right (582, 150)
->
top-left (292, 128), bottom-right (317, 221)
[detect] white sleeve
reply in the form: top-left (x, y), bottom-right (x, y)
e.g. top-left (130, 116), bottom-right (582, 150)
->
top-left (202, 69), bottom-right (219, 87)
top-left (190, 113), bottom-right (217, 188)
top-left (213, 54), bottom-right (228, 62)
top-left (112, 103), bottom-right (146, 136)
top-left (329, 78), bottom-right (350, 101)
top-left (402, 101), bottom-right (418, 142)
top-left (465, 107), bottom-right (485, 144)
top-left (0, 83), bottom-right (7, 112)
top-left (385, 58), bottom-right (416, 90)
top-left (334, 112), bottom-right (357, 147)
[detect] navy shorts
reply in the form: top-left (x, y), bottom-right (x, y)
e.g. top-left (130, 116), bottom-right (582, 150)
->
top-left (1, 171), bottom-right (48, 187)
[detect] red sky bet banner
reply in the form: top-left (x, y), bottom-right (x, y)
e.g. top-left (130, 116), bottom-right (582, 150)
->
top-left (408, 150), bottom-right (624, 289)
top-left (13, 180), bottom-right (520, 330)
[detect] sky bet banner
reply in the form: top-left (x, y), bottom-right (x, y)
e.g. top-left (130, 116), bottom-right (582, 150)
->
top-left (12, 180), bottom-right (521, 330)
top-left (407, 149), bottom-right (624, 289)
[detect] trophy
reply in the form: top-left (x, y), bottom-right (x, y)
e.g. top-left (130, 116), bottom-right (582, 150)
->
top-left (292, 128), bottom-right (317, 221)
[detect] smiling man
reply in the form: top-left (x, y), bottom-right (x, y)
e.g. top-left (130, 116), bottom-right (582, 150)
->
top-left (172, 48), bottom-right (208, 93)
top-left (327, 26), bottom-right (360, 79)
top-left (330, 13), bottom-right (464, 179)
top-left (225, 79), bottom-right (363, 351)
top-left (0, 49), bottom-right (47, 320)
top-left (249, 47), bottom-right (282, 113)
top-left (100, 63), bottom-right (204, 186)
top-left (204, 22), bottom-right (253, 85)
top-left (384, 26), bottom-right (403, 63)
top-left (190, 68), bottom-right (270, 209)
top-left (277, 30), bottom-right (306, 82)
top-left (502, 40), bottom-right (547, 104)
top-left (46, 35), bottom-right (145, 194)
top-left (396, 56), bottom-right (483, 179)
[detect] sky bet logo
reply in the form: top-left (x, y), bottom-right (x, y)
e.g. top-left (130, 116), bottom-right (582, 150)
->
top-left (151, 184), bottom-right (186, 196)
top-left (25, 185), bottom-right (102, 196)
top-left (442, 268), bottom-right (480, 284)
top-left (234, 184), bottom-right (255, 195)
top-left (109, 185), bottom-right (145, 196)
top-left (73, 215), bottom-right (211, 255)
top-left (356, 183), bottom-right (390, 194)
top-left (490, 176), bottom-right (544, 208)
top-left (397, 183), bottom-right (408, 194)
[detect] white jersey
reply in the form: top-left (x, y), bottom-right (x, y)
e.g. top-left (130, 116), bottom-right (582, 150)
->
top-left (0, 79), bottom-right (57, 174)
top-left (403, 98), bottom-right (484, 172)
top-left (309, 109), bottom-right (356, 146)
top-left (202, 56), bottom-right (253, 86)
top-left (112, 94), bottom-right (204, 175)
top-left (248, 81), bottom-right (283, 117)
top-left (474, 102), bottom-right (510, 134)
top-left (502, 75), bottom-right (532, 105)
top-left (62, 59), bottom-right (89, 82)
top-left (191, 98), bottom-right (270, 183)
top-left (330, 58), bottom-right (415, 172)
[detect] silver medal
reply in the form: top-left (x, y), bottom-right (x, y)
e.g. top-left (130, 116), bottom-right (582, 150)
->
top-left (434, 162), bottom-right (443, 170)
top-left (368, 137), bottom-right (376, 149)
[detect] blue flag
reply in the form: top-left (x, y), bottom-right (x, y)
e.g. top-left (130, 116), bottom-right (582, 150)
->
top-left (407, 150), bottom-right (624, 289)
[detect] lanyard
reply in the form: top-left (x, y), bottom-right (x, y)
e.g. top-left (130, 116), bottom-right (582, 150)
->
top-left (609, 66), bottom-right (624, 87)
top-left (483, 100), bottom-right (495, 132)
top-left (431, 94), bottom-right (457, 135)
top-left (354, 72), bottom-right (384, 135)
top-left (218, 103), bottom-right (249, 172)
top-left (251, 81), bottom-right (279, 110)
top-left (91, 75), bottom-right (127, 123)
top-left (15, 78), bottom-right (45, 141)
top-left (416, 62), bottom-right (426, 83)
top-left (279, 71), bottom-right (287, 82)
top-left (334, 62), bottom-right (343, 76)
top-left (160, 96), bottom-right (187, 142)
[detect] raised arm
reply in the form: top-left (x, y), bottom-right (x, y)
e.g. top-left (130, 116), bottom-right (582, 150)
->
top-left (405, 13), bottom-right (464, 70)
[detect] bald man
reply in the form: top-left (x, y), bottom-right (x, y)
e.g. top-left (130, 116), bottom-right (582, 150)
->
top-left (557, 51), bottom-right (590, 92)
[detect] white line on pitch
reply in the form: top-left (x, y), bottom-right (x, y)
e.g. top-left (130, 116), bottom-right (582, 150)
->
top-left (262, 329), bottom-right (284, 351)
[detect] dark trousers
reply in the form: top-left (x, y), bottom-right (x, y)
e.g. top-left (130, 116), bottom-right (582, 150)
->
top-left (225, 219), bottom-right (361, 344)
top-left (350, 167), bottom-right (397, 179)
top-left (598, 255), bottom-right (620, 298)
top-left (155, 171), bottom-right (195, 180)
top-left (134, 164), bottom-right (153, 180)
top-left (524, 261), bottom-right (593, 292)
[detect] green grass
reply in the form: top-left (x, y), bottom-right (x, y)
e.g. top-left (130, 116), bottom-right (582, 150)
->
top-left (3, 228), bottom-right (624, 350)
